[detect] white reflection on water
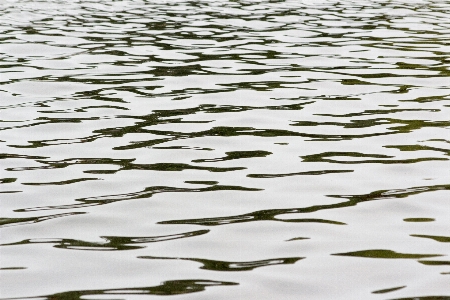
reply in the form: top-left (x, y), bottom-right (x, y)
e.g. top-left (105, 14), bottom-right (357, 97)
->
top-left (0, 0), bottom-right (449, 299)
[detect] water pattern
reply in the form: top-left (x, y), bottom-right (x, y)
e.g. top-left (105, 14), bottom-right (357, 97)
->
top-left (0, 0), bottom-right (449, 299)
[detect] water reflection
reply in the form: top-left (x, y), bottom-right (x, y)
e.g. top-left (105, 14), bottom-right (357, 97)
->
top-left (10, 280), bottom-right (238, 300)
top-left (1, 0), bottom-right (449, 299)
top-left (15, 184), bottom-right (261, 212)
top-left (372, 286), bottom-right (406, 294)
top-left (411, 235), bottom-right (450, 243)
top-left (332, 249), bottom-right (442, 259)
top-left (159, 184), bottom-right (450, 226)
top-left (0, 212), bottom-right (86, 228)
top-left (390, 297), bottom-right (450, 300)
top-left (1, 230), bottom-right (209, 251)
top-left (139, 256), bottom-right (304, 271)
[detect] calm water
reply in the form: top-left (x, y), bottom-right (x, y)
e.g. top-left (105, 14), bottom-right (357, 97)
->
top-left (1, 0), bottom-right (449, 299)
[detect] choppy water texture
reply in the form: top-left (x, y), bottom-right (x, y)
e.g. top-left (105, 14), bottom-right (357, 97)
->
top-left (1, 0), bottom-right (449, 299)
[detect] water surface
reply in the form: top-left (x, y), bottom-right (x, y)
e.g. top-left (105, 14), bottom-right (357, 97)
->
top-left (1, 0), bottom-right (449, 299)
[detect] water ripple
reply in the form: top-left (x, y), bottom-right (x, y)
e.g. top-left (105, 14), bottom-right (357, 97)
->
top-left (1, 0), bottom-right (449, 298)
top-left (1, 280), bottom-right (238, 300)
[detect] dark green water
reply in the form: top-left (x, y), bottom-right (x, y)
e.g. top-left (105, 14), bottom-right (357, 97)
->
top-left (0, 0), bottom-right (449, 299)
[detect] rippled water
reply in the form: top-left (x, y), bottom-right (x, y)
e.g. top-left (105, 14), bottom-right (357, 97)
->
top-left (1, 0), bottom-right (449, 299)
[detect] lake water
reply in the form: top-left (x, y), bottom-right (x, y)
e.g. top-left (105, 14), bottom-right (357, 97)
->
top-left (1, 0), bottom-right (449, 299)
